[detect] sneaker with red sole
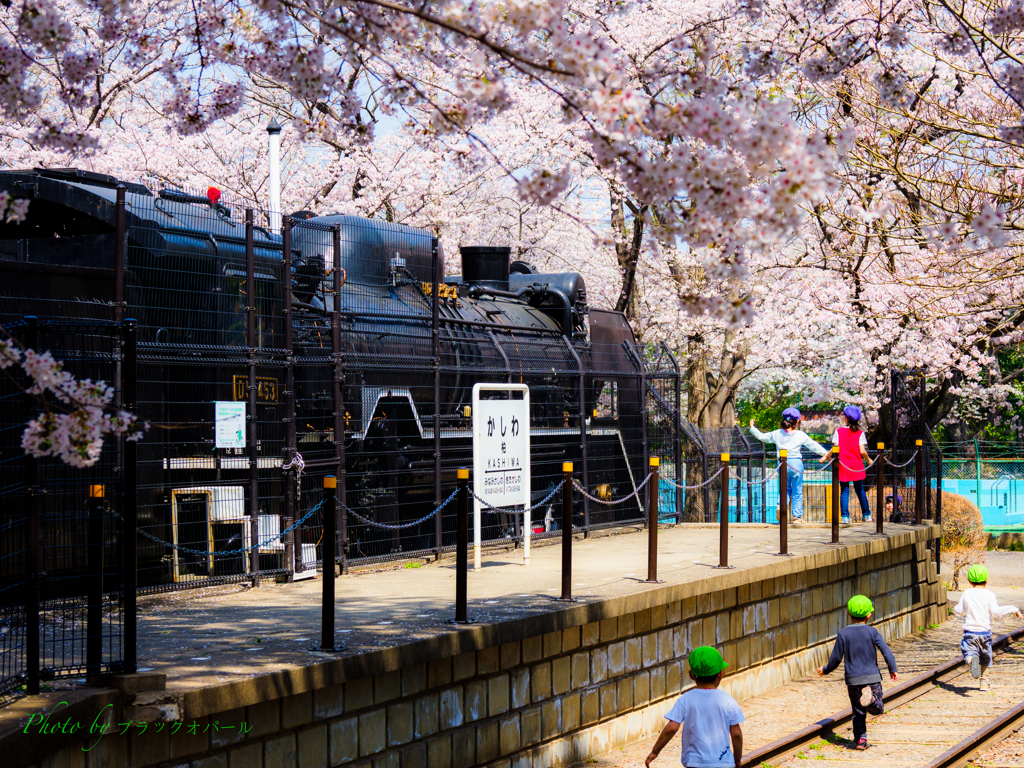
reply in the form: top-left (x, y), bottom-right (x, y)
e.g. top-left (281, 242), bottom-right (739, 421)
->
top-left (855, 738), bottom-right (868, 750)
top-left (859, 686), bottom-right (873, 706)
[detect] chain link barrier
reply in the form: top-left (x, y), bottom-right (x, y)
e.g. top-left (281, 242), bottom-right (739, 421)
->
top-left (471, 480), bottom-right (565, 515)
top-left (660, 466), bottom-right (727, 490)
top-left (885, 450), bottom-right (920, 469)
top-left (131, 500), bottom-right (325, 558)
top-left (344, 488), bottom-right (459, 530)
top-left (572, 474), bottom-right (651, 505)
top-left (734, 467), bottom-right (781, 486)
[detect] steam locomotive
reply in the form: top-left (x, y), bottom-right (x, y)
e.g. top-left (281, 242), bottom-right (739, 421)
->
top-left (0, 168), bottom-right (649, 583)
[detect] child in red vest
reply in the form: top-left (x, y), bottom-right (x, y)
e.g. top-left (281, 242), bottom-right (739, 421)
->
top-left (831, 406), bottom-right (871, 523)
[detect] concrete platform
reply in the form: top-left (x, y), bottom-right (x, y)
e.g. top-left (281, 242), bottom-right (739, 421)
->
top-left (130, 522), bottom-right (929, 692)
top-left (3, 521), bottom-right (946, 768)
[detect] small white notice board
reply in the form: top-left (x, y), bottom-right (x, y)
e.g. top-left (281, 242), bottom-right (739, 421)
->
top-left (472, 383), bottom-right (531, 568)
top-left (214, 401), bottom-right (246, 449)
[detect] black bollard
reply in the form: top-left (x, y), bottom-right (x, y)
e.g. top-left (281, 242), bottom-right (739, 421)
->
top-left (456, 469), bottom-right (469, 622)
top-left (718, 454), bottom-right (732, 568)
top-left (646, 458), bottom-right (660, 583)
top-left (915, 439), bottom-right (924, 525)
top-left (320, 476), bottom-right (337, 651)
top-left (830, 446), bottom-right (840, 544)
top-left (876, 443), bottom-right (885, 535)
top-left (86, 484), bottom-right (105, 678)
top-left (560, 463), bottom-right (575, 601)
top-left (778, 450), bottom-right (789, 556)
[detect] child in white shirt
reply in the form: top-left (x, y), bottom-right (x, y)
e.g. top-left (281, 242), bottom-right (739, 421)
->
top-left (954, 564), bottom-right (1022, 690)
top-left (645, 646), bottom-right (744, 768)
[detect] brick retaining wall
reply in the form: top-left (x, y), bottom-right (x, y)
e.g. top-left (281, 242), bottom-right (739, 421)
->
top-left (17, 527), bottom-right (946, 768)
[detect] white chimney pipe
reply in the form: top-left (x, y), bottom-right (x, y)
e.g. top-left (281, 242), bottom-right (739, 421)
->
top-left (267, 117), bottom-right (282, 232)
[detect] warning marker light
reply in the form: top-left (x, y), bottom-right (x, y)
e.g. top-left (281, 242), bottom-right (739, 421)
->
top-left (207, 186), bottom-right (221, 203)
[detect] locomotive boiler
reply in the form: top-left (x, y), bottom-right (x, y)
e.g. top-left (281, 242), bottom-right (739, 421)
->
top-left (0, 168), bottom-right (650, 585)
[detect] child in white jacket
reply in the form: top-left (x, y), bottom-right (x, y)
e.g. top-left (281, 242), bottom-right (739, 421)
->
top-left (954, 564), bottom-right (1022, 690)
top-left (750, 408), bottom-right (827, 523)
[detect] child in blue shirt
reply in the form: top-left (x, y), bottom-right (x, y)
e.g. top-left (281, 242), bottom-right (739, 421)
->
top-left (818, 595), bottom-right (898, 750)
top-left (645, 646), bottom-right (744, 767)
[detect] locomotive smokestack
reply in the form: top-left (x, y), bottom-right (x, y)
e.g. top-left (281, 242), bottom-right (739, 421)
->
top-left (267, 118), bottom-right (282, 232)
top-left (460, 246), bottom-right (510, 291)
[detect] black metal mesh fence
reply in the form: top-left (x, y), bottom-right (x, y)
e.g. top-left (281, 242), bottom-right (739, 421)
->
top-left (0, 171), bottom-right (949, 698)
top-left (0, 318), bottom-right (125, 697)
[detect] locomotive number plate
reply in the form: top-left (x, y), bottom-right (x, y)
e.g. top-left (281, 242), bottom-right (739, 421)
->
top-left (232, 376), bottom-right (280, 403)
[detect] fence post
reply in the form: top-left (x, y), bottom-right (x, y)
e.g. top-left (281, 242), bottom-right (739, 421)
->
top-left (114, 185), bottom-right (126, 326)
top-left (321, 476), bottom-right (337, 650)
top-left (778, 450), bottom-right (789, 556)
top-left (25, 316), bottom-right (41, 694)
top-left (245, 209), bottom-right (260, 588)
top-left (86, 484), bottom-right (105, 678)
top-left (915, 439), bottom-right (924, 525)
top-left (936, 448), bottom-right (943, 572)
top-left (672, 349), bottom-right (684, 524)
top-left (701, 449), bottom-right (711, 523)
top-left (760, 447), bottom-right (767, 522)
top-left (560, 463), bottom-right (575, 601)
top-left (123, 318), bottom-right (138, 673)
top-left (876, 443), bottom-right (885, 536)
top-left (432, 238), bottom-right (442, 560)
top-left (647, 458), bottom-right (660, 582)
top-left (455, 469), bottom-right (469, 623)
top-left (831, 446), bottom-right (840, 544)
top-left (718, 454), bottom-right (731, 568)
top-left (282, 217), bottom-right (297, 578)
top-left (331, 225), bottom-right (348, 575)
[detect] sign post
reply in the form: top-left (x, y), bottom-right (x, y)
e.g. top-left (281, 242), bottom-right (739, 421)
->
top-left (472, 383), bottom-right (530, 569)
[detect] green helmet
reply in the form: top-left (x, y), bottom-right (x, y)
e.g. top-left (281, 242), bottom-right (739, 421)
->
top-left (848, 595), bottom-right (874, 618)
top-left (968, 564), bottom-right (989, 584)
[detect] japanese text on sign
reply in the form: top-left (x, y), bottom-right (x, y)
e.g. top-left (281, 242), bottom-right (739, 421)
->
top-left (473, 394), bottom-right (529, 508)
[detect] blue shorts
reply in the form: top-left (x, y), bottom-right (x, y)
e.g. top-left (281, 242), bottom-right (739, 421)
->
top-left (961, 631), bottom-right (993, 667)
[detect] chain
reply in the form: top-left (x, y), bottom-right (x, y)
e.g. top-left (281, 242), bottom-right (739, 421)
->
top-left (572, 474), bottom-right (651, 505)
top-left (734, 467), bottom-right (781, 486)
top-left (661, 467), bottom-right (726, 490)
top-left (281, 452), bottom-right (305, 477)
top-left (471, 480), bottom-right (565, 515)
top-left (885, 450), bottom-right (920, 468)
top-left (131, 500), bottom-right (324, 557)
top-left (344, 488), bottom-right (459, 530)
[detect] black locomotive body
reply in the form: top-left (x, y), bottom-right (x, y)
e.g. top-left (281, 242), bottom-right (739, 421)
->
top-left (0, 168), bottom-right (649, 585)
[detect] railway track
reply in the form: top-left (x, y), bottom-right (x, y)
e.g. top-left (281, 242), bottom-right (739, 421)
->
top-left (742, 626), bottom-right (1024, 767)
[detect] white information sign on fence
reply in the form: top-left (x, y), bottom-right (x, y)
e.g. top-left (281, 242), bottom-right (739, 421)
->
top-left (472, 383), bottom-right (531, 569)
top-left (214, 401), bottom-right (246, 449)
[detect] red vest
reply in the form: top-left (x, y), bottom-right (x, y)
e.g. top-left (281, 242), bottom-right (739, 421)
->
top-left (836, 427), bottom-right (866, 481)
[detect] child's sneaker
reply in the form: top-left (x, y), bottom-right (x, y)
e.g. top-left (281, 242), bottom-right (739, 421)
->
top-left (859, 686), bottom-right (873, 706)
top-left (855, 737), bottom-right (868, 750)
top-left (980, 679), bottom-right (991, 691)
top-left (970, 655), bottom-right (982, 679)
top-left (864, 516), bottom-right (872, 523)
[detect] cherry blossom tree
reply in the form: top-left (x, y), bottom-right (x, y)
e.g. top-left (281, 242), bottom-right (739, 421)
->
top-left (1, 0), bottom-right (844, 323)
top-left (0, 332), bottom-right (144, 467)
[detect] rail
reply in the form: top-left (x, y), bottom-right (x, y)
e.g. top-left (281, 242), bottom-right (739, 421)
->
top-left (925, 698), bottom-right (1024, 767)
top-left (741, 625), bottom-right (1024, 767)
